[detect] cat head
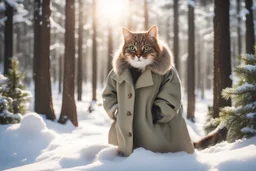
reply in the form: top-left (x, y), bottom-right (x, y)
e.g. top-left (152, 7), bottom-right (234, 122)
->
top-left (121, 26), bottom-right (161, 71)
top-left (113, 25), bottom-right (173, 75)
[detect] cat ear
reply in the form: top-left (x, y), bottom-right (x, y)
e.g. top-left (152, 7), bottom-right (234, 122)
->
top-left (147, 25), bottom-right (158, 39)
top-left (122, 28), bottom-right (133, 40)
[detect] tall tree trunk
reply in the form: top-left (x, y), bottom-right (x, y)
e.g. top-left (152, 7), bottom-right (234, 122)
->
top-left (107, 25), bottom-right (113, 74)
top-left (77, 0), bottom-right (84, 101)
top-left (34, 0), bottom-right (56, 120)
top-left (173, 0), bottom-right (179, 72)
top-left (165, 16), bottom-right (170, 46)
top-left (237, 0), bottom-right (242, 56)
top-left (213, 0), bottom-right (232, 119)
top-left (58, 54), bottom-right (63, 94)
top-left (144, 0), bottom-right (148, 30)
top-left (197, 31), bottom-right (203, 98)
top-left (59, 0), bottom-right (78, 126)
top-left (33, 0), bottom-right (41, 81)
top-left (0, 27), bottom-right (3, 63)
top-left (187, 1), bottom-right (195, 121)
top-left (4, 2), bottom-right (13, 75)
top-left (245, 0), bottom-right (255, 55)
top-left (92, 0), bottom-right (97, 101)
top-left (34, 0), bottom-right (41, 112)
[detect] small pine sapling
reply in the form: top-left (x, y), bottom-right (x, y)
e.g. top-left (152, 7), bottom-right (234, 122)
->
top-left (0, 59), bottom-right (31, 114)
top-left (220, 54), bottom-right (256, 142)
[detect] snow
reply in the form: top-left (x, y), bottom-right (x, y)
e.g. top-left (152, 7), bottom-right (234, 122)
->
top-left (0, 74), bottom-right (7, 84)
top-left (50, 17), bottom-right (65, 33)
top-left (241, 127), bottom-right (256, 134)
top-left (0, 88), bottom-right (256, 171)
top-left (0, 16), bottom-right (7, 26)
top-left (187, 0), bottom-right (195, 8)
top-left (5, 0), bottom-right (18, 8)
top-left (242, 64), bottom-right (256, 72)
top-left (246, 112), bottom-right (256, 118)
top-left (0, 113), bottom-right (57, 170)
top-left (228, 83), bottom-right (256, 94)
top-left (0, 2), bottom-right (5, 12)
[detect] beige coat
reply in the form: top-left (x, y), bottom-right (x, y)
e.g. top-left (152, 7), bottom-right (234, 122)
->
top-left (102, 66), bottom-right (194, 157)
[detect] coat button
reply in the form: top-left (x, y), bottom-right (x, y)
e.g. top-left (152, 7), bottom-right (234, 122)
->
top-left (128, 93), bottom-right (132, 99)
top-left (128, 132), bottom-right (132, 137)
top-left (126, 111), bottom-right (132, 116)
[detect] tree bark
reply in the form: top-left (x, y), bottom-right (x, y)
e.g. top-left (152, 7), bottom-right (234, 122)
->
top-left (173, 0), bottom-right (179, 72)
top-left (245, 0), bottom-right (255, 55)
top-left (197, 31), bottom-right (203, 98)
top-left (34, 0), bottom-right (56, 121)
top-left (58, 54), bottom-right (63, 94)
top-left (237, 0), bottom-right (242, 56)
top-left (213, 0), bottom-right (232, 118)
top-left (165, 16), bottom-right (170, 46)
top-left (59, 0), bottom-right (78, 126)
top-left (144, 0), bottom-right (148, 30)
top-left (92, 0), bottom-right (97, 101)
top-left (77, 0), bottom-right (84, 101)
top-left (33, 0), bottom-right (41, 81)
top-left (187, 1), bottom-right (195, 121)
top-left (107, 25), bottom-right (113, 74)
top-left (4, 2), bottom-right (13, 75)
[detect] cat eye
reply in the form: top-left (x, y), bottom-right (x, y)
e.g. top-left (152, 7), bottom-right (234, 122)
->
top-left (129, 45), bottom-right (136, 51)
top-left (144, 46), bottom-right (151, 51)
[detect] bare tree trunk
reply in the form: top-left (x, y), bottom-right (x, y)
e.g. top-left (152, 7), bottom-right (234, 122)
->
top-left (59, 0), bottom-right (78, 126)
top-left (173, 0), bottom-right (179, 72)
top-left (245, 0), bottom-right (255, 55)
top-left (4, 2), bottom-right (13, 75)
top-left (107, 25), bottom-right (113, 74)
top-left (0, 27), bottom-right (3, 63)
top-left (197, 31), bottom-right (203, 98)
top-left (187, 1), bottom-right (195, 121)
top-left (92, 0), bottom-right (97, 101)
top-left (33, 0), bottom-right (41, 81)
top-left (213, 0), bottom-right (232, 119)
top-left (237, 0), bottom-right (242, 56)
top-left (34, 0), bottom-right (41, 112)
top-left (144, 0), bottom-right (148, 30)
top-left (34, 0), bottom-right (56, 120)
top-left (165, 16), bottom-right (170, 46)
top-left (77, 0), bottom-right (84, 101)
top-left (58, 54), bottom-right (63, 94)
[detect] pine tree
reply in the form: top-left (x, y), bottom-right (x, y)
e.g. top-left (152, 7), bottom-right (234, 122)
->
top-left (0, 59), bottom-right (31, 117)
top-left (0, 97), bottom-right (22, 124)
top-left (220, 54), bottom-right (256, 142)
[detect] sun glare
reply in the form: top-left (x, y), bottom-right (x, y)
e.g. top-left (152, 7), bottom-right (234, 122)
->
top-left (98, 0), bottom-right (128, 24)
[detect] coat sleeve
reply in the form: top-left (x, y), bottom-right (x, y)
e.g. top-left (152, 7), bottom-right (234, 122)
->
top-left (153, 68), bottom-right (182, 123)
top-left (102, 71), bottom-right (118, 120)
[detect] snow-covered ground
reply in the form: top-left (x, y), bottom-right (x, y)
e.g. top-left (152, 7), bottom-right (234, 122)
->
top-left (0, 85), bottom-right (256, 171)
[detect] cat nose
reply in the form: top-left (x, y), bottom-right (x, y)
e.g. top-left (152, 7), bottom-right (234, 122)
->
top-left (137, 54), bottom-right (141, 58)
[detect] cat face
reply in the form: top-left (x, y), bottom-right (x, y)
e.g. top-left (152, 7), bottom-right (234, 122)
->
top-left (121, 26), bottom-right (160, 70)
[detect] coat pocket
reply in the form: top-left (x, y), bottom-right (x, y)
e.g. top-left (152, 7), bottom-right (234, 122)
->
top-left (153, 122), bottom-right (172, 142)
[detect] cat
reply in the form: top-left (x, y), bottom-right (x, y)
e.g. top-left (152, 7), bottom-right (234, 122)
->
top-left (113, 26), bottom-right (173, 77)
top-left (114, 26), bottom-right (171, 122)
top-left (103, 26), bottom-right (194, 156)
top-left (115, 27), bottom-right (226, 150)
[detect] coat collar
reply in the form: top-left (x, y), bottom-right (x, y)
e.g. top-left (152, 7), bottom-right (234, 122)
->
top-left (112, 68), bottom-right (154, 89)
